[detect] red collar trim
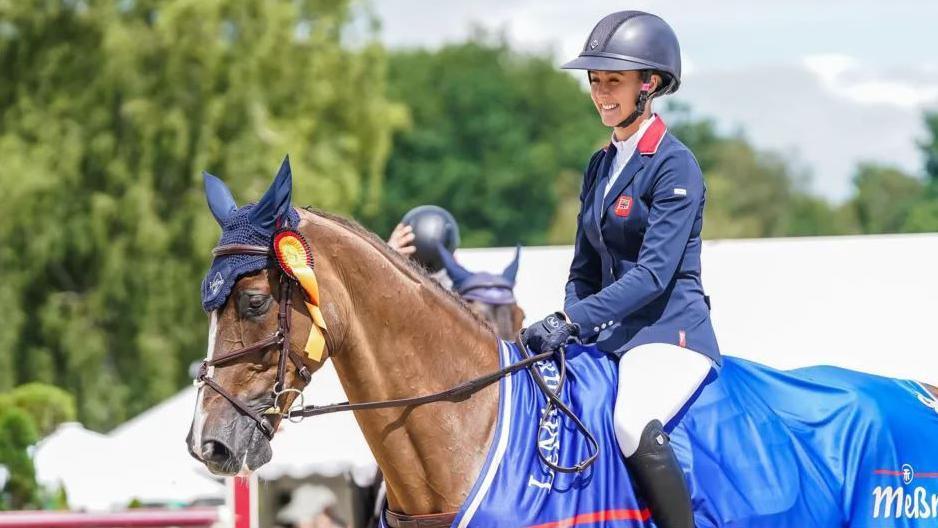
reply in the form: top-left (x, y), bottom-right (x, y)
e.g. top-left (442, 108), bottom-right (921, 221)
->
top-left (602, 115), bottom-right (668, 155)
top-left (638, 115), bottom-right (667, 155)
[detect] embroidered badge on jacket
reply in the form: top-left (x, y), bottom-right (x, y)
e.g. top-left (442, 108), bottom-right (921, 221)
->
top-left (614, 195), bottom-right (633, 217)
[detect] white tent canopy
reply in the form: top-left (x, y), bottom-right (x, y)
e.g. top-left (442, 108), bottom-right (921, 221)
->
top-left (34, 361), bottom-right (376, 511)
top-left (33, 421), bottom-right (224, 511)
top-left (104, 360), bottom-right (377, 498)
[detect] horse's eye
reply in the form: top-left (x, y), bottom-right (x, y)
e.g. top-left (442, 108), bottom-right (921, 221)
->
top-left (238, 292), bottom-right (272, 317)
top-left (249, 295), bottom-right (267, 309)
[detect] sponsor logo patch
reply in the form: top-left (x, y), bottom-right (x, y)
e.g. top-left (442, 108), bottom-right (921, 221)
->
top-left (614, 195), bottom-right (633, 218)
top-left (209, 272), bottom-right (224, 297)
top-left (871, 465), bottom-right (938, 519)
top-left (528, 360), bottom-right (563, 491)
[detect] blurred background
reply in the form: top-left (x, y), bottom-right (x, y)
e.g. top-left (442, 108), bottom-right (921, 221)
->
top-left (0, 0), bottom-right (936, 525)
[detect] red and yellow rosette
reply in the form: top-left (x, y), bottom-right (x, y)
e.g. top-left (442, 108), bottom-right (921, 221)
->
top-left (273, 230), bottom-right (327, 362)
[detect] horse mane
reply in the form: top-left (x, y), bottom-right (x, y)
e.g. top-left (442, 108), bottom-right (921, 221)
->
top-left (302, 207), bottom-right (496, 338)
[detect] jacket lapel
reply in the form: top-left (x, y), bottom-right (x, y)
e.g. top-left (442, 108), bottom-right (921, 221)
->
top-left (592, 148), bottom-right (615, 232)
top-left (596, 115), bottom-right (669, 226)
top-left (600, 154), bottom-right (643, 225)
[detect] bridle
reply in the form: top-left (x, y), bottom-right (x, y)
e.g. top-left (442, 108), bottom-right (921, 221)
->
top-left (195, 243), bottom-right (312, 440)
top-left (194, 238), bottom-right (599, 473)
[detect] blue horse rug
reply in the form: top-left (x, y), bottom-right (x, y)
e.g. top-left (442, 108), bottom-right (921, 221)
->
top-left (434, 341), bottom-right (938, 527)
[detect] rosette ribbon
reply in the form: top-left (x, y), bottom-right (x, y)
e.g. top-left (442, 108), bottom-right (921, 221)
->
top-left (273, 230), bottom-right (327, 361)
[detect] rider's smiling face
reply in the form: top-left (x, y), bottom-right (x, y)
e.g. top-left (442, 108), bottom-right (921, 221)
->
top-left (588, 70), bottom-right (658, 133)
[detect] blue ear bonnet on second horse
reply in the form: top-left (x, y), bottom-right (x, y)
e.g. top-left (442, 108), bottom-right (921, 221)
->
top-left (200, 157), bottom-right (300, 312)
top-left (439, 245), bottom-right (520, 305)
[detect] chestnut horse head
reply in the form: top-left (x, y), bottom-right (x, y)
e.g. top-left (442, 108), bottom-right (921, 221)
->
top-left (187, 158), bottom-right (500, 514)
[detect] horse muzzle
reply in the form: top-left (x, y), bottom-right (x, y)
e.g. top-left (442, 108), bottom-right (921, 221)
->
top-left (187, 413), bottom-right (274, 475)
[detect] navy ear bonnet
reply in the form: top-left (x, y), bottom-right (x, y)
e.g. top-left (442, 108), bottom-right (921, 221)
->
top-left (200, 156), bottom-right (299, 312)
top-left (200, 205), bottom-right (300, 312)
top-left (438, 244), bottom-right (521, 306)
top-left (457, 272), bottom-right (517, 305)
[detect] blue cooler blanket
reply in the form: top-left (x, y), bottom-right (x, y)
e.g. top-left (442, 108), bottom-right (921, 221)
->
top-left (440, 341), bottom-right (938, 527)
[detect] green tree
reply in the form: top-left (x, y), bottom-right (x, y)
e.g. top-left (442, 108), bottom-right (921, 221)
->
top-left (364, 36), bottom-right (605, 246)
top-left (0, 383), bottom-right (71, 510)
top-left (0, 0), bottom-right (402, 429)
top-left (902, 200), bottom-right (938, 232)
top-left (1, 383), bottom-right (76, 438)
top-left (897, 111), bottom-right (938, 232)
top-left (0, 408), bottom-right (39, 510)
top-left (921, 111), bottom-right (938, 185)
top-left (847, 163), bottom-right (923, 234)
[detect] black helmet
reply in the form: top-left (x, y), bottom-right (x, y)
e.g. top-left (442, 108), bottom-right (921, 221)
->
top-left (562, 11), bottom-right (681, 95)
top-left (400, 205), bottom-right (460, 272)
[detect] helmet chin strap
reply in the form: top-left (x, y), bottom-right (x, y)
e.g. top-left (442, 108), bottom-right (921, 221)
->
top-left (615, 70), bottom-right (654, 129)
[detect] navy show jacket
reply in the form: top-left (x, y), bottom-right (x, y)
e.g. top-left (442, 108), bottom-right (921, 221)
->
top-left (564, 115), bottom-right (721, 364)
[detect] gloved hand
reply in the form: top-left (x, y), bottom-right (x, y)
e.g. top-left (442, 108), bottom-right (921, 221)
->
top-left (522, 312), bottom-right (580, 354)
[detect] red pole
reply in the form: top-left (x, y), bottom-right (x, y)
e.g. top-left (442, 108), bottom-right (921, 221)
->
top-left (228, 475), bottom-right (257, 528)
top-left (0, 508), bottom-right (220, 527)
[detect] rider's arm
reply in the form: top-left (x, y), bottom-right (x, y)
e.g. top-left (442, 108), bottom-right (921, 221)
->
top-left (565, 152), bottom-right (604, 312)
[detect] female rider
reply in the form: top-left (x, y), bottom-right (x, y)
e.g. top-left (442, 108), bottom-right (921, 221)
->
top-left (523, 11), bottom-right (720, 528)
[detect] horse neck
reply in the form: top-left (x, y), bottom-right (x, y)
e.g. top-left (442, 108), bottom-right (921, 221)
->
top-left (304, 212), bottom-right (501, 515)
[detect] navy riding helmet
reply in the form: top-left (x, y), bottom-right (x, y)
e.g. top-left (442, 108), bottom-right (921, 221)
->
top-left (401, 205), bottom-right (460, 273)
top-left (562, 11), bottom-right (682, 128)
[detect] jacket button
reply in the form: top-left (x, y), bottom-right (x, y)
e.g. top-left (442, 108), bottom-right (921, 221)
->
top-left (593, 326), bottom-right (600, 333)
top-left (601, 323), bottom-right (607, 329)
top-left (608, 320), bottom-right (614, 325)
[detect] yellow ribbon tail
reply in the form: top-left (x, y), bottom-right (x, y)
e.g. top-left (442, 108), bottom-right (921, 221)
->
top-left (304, 327), bottom-right (326, 362)
top-left (303, 301), bottom-right (327, 362)
top-left (292, 266), bottom-right (321, 305)
top-left (307, 303), bottom-right (328, 330)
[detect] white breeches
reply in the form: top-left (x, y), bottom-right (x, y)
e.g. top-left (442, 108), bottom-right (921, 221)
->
top-left (614, 343), bottom-right (714, 457)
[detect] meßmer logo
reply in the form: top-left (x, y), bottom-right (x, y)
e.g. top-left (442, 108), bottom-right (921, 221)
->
top-left (872, 465), bottom-right (938, 519)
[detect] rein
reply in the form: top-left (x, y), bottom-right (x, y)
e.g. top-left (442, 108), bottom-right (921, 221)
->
top-left (288, 337), bottom-right (599, 475)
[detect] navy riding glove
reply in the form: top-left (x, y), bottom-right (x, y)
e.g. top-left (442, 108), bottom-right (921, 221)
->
top-left (522, 312), bottom-right (580, 354)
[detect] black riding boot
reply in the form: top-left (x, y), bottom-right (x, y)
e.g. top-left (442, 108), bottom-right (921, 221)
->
top-left (625, 420), bottom-right (695, 528)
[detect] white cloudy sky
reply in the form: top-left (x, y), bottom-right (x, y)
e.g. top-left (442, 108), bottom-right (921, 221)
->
top-left (369, 0), bottom-right (938, 202)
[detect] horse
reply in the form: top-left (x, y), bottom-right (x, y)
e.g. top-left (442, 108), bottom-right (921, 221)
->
top-left (437, 246), bottom-right (525, 341)
top-left (188, 159), bottom-right (938, 527)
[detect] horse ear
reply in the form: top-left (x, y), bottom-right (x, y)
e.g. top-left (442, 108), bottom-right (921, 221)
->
top-left (250, 155), bottom-right (294, 233)
top-left (501, 245), bottom-right (521, 285)
top-left (437, 243), bottom-right (472, 288)
top-left (203, 171), bottom-right (238, 226)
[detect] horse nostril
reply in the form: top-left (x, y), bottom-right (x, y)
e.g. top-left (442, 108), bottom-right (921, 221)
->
top-left (201, 440), bottom-right (233, 464)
